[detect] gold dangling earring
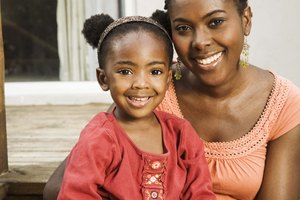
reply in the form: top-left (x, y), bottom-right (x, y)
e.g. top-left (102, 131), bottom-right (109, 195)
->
top-left (174, 57), bottom-right (182, 80)
top-left (240, 37), bottom-right (250, 68)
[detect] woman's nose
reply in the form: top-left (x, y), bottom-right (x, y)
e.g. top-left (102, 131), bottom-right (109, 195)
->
top-left (192, 28), bottom-right (211, 50)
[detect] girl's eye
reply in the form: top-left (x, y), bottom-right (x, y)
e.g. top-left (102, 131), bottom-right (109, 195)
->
top-left (175, 25), bottom-right (192, 32)
top-left (151, 70), bottom-right (162, 75)
top-left (209, 19), bottom-right (224, 28)
top-left (117, 69), bottom-right (132, 75)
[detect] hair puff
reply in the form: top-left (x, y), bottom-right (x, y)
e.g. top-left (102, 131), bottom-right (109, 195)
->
top-left (82, 14), bottom-right (114, 48)
top-left (151, 10), bottom-right (171, 36)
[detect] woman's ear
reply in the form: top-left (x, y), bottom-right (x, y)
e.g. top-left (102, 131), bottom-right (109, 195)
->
top-left (96, 68), bottom-right (109, 91)
top-left (243, 6), bottom-right (252, 36)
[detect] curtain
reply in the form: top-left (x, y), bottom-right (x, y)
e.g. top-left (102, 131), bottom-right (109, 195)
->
top-left (57, 0), bottom-right (119, 81)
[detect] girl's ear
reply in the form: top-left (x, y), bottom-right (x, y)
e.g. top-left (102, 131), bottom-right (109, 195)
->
top-left (243, 6), bottom-right (252, 36)
top-left (96, 68), bottom-right (109, 91)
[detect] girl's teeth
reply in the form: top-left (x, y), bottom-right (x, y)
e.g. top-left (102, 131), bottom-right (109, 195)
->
top-left (130, 97), bottom-right (149, 101)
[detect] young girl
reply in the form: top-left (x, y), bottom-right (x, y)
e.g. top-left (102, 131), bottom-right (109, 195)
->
top-left (57, 14), bottom-right (216, 200)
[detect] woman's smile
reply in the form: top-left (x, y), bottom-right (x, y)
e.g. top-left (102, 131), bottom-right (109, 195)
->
top-left (193, 51), bottom-right (224, 71)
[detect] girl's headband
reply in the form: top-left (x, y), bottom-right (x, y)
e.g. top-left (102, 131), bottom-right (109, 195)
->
top-left (97, 16), bottom-right (172, 52)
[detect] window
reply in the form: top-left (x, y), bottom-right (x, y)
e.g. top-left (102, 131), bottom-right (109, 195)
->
top-left (2, 0), bottom-right (59, 82)
top-left (2, 0), bottom-right (120, 82)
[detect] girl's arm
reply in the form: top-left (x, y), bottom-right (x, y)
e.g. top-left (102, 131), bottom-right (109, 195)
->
top-left (255, 124), bottom-right (300, 200)
top-left (180, 121), bottom-right (216, 200)
top-left (57, 125), bottom-right (118, 200)
top-left (43, 104), bottom-right (115, 200)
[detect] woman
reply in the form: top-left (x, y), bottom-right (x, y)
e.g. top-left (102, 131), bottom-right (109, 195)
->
top-left (44, 0), bottom-right (300, 199)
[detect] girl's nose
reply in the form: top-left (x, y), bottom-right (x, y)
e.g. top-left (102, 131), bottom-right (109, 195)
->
top-left (132, 72), bottom-right (149, 89)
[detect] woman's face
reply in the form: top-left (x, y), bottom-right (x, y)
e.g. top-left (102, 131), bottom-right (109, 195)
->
top-left (169, 0), bottom-right (251, 85)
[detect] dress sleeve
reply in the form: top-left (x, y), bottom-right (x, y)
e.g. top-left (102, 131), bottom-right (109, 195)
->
top-left (179, 121), bottom-right (216, 200)
top-left (269, 81), bottom-right (300, 140)
top-left (57, 124), bottom-right (119, 200)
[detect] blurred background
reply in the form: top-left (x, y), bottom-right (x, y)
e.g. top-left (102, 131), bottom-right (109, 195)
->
top-left (2, 0), bottom-right (300, 105)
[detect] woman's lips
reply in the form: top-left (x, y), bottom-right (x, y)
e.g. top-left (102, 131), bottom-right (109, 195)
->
top-left (194, 52), bottom-right (223, 70)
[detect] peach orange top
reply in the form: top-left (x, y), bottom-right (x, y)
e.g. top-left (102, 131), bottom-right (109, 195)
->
top-left (156, 74), bottom-right (300, 200)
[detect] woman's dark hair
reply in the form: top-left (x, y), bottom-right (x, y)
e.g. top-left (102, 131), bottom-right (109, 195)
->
top-left (164, 0), bottom-right (248, 16)
top-left (151, 0), bottom-right (249, 35)
top-left (82, 14), bottom-right (174, 69)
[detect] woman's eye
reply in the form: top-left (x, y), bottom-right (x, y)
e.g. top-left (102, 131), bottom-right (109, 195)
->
top-left (175, 25), bottom-right (192, 32)
top-left (209, 19), bottom-right (224, 28)
top-left (117, 69), bottom-right (132, 75)
top-left (151, 70), bottom-right (162, 75)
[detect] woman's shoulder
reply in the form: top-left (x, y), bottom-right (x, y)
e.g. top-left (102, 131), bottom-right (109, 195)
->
top-left (266, 71), bottom-right (300, 140)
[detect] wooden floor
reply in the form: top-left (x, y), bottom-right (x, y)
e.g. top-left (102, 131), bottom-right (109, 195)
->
top-left (1, 103), bottom-right (110, 199)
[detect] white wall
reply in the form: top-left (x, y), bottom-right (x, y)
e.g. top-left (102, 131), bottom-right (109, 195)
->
top-left (249, 0), bottom-right (300, 86)
top-left (135, 0), bottom-right (164, 16)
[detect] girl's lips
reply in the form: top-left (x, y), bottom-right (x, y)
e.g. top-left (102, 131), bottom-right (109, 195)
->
top-left (194, 52), bottom-right (223, 70)
top-left (127, 96), bottom-right (151, 108)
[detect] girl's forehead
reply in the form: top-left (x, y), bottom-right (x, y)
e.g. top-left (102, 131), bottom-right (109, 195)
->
top-left (112, 30), bottom-right (164, 46)
top-left (107, 32), bottom-right (169, 62)
top-left (117, 32), bottom-right (160, 47)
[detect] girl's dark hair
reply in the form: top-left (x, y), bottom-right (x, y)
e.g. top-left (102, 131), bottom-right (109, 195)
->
top-left (82, 14), bottom-right (174, 69)
top-left (152, 0), bottom-right (249, 35)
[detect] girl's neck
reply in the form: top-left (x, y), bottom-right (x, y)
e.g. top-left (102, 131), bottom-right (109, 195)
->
top-left (114, 109), bottom-right (158, 130)
top-left (114, 109), bottom-right (164, 154)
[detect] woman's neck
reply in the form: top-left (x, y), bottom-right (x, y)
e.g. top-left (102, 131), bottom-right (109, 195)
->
top-left (180, 66), bottom-right (253, 100)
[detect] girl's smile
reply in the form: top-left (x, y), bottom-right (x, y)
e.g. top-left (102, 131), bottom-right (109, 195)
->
top-left (127, 96), bottom-right (152, 108)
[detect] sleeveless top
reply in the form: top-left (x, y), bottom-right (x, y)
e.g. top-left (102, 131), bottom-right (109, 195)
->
top-left (156, 74), bottom-right (300, 200)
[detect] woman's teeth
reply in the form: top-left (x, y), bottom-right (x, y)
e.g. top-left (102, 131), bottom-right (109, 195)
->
top-left (198, 52), bottom-right (222, 65)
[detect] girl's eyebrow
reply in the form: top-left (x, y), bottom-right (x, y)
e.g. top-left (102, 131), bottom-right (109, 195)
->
top-left (147, 61), bottom-right (166, 66)
top-left (114, 60), bottom-right (137, 67)
top-left (114, 60), bottom-right (166, 67)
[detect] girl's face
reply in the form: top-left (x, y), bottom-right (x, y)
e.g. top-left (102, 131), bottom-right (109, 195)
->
top-left (169, 0), bottom-right (251, 86)
top-left (97, 31), bottom-right (172, 121)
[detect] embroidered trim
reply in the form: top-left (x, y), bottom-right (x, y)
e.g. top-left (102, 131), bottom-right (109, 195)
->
top-left (141, 156), bottom-right (167, 200)
top-left (207, 75), bottom-right (290, 158)
top-left (166, 74), bottom-right (290, 159)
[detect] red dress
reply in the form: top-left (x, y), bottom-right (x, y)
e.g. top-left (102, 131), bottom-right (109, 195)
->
top-left (58, 110), bottom-right (216, 200)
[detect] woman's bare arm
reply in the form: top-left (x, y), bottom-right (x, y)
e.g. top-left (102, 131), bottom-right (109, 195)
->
top-left (255, 124), bottom-right (300, 200)
top-left (43, 158), bottom-right (67, 200)
top-left (43, 103), bottom-right (115, 200)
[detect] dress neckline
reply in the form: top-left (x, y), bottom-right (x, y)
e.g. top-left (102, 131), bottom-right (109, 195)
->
top-left (110, 110), bottom-right (169, 157)
top-left (169, 72), bottom-right (288, 158)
